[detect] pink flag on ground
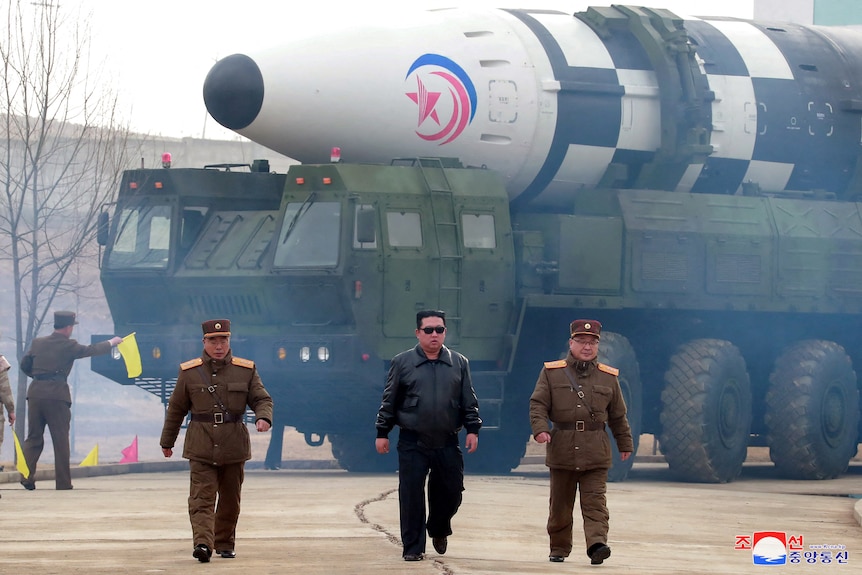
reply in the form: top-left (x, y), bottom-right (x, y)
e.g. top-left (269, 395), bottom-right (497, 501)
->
top-left (120, 435), bottom-right (139, 463)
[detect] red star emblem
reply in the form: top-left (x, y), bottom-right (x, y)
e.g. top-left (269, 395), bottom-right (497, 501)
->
top-left (406, 76), bottom-right (442, 127)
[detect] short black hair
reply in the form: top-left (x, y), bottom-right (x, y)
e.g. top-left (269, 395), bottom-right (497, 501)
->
top-left (416, 309), bottom-right (446, 329)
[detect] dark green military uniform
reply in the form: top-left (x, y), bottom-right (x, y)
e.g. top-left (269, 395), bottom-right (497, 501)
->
top-left (21, 312), bottom-right (114, 490)
top-left (160, 319), bottom-right (273, 558)
top-left (530, 343), bottom-right (633, 561)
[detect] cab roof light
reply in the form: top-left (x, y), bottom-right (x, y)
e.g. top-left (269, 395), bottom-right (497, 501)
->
top-left (129, 182), bottom-right (138, 189)
top-left (295, 177), bottom-right (305, 185)
top-left (323, 177), bottom-right (332, 185)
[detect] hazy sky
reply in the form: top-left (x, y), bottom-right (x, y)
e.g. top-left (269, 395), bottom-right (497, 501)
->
top-left (69, 0), bottom-right (755, 140)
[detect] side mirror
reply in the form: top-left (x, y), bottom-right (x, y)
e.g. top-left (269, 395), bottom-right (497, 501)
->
top-left (356, 208), bottom-right (376, 244)
top-left (96, 211), bottom-right (110, 246)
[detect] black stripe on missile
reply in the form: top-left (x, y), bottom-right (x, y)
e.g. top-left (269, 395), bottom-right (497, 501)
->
top-left (689, 157), bottom-right (751, 194)
top-left (611, 149), bottom-right (657, 187)
top-left (685, 20), bottom-right (749, 77)
top-left (600, 29), bottom-right (653, 70)
top-left (505, 9), bottom-right (622, 209)
top-left (749, 24), bottom-right (858, 195)
top-left (750, 77), bottom-right (806, 164)
top-left (558, 67), bottom-right (623, 148)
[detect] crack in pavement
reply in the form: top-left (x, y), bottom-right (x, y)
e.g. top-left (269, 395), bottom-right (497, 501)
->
top-left (354, 487), bottom-right (455, 575)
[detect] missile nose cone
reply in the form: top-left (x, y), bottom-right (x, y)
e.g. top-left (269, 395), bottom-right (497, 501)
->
top-left (203, 54), bottom-right (264, 130)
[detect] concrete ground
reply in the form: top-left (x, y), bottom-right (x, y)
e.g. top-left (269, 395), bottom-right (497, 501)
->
top-left (1, 458), bottom-right (860, 575)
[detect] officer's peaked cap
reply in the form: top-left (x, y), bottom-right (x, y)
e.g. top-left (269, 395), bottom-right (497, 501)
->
top-left (570, 319), bottom-right (601, 339)
top-left (54, 311), bottom-right (78, 328)
top-left (202, 319), bottom-right (231, 338)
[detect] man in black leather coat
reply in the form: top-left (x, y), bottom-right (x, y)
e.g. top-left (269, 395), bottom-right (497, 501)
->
top-left (375, 309), bottom-right (482, 562)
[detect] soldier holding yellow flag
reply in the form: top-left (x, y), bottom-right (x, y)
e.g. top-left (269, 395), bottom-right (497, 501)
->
top-left (19, 311), bottom-right (123, 491)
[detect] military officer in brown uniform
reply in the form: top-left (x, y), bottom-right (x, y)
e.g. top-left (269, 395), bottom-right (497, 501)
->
top-left (160, 319), bottom-right (273, 563)
top-left (20, 311), bottom-right (123, 490)
top-left (529, 319), bottom-right (633, 565)
top-left (0, 354), bottom-right (16, 479)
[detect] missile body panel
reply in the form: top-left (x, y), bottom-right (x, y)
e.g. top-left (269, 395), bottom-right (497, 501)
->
top-left (205, 6), bottom-right (862, 209)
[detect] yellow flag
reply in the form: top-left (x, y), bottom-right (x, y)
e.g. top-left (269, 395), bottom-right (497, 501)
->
top-left (117, 332), bottom-right (142, 378)
top-left (80, 444), bottom-right (99, 467)
top-left (13, 428), bottom-right (30, 479)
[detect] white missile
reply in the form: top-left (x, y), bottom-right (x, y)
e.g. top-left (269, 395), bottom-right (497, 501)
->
top-left (203, 5), bottom-right (862, 208)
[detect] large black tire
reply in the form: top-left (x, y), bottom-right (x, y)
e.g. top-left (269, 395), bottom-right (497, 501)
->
top-left (660, 339), bottom-right (752, 483)
top-left (765, 340), bottom-right (860, 480)
top-left (330, 431), bottom-right (399, 473)
top-left (598, 332), bottom-right (642, 482)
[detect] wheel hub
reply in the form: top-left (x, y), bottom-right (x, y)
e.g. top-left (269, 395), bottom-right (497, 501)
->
top-left (821, 384), bottom-right (846, 448)
top-left (718, 382), bottom-right (742, 448)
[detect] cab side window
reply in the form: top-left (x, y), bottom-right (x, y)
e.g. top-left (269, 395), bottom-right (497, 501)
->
top-left (386, 211), bottom-right (422, 247)
top-left (462, 213), bottom-right (496, 249)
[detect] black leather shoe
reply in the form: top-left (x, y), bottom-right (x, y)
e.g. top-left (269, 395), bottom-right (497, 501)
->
top-left (403, 554), bottom-right (423, 561)
top-left (588, 543), bottom-right (611, 565)
top-left (193, 544), bottom-right (212, 563)
top-left (216, 549), bottom-right (236, 559)
top-left (20, 480), bottom-right (35, 491)
top-left (432, 536), bottom-right (447, 555)
top-left (549, 555), bottom-right (565, 562)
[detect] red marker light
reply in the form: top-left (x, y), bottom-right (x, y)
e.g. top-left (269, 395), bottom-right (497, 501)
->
top-left (323, 177), bottom-right (332, 185)
top-left (361, 353), bottom-right (370, 362)
top-left (295, 177), bottom-right (305, 184)
top-left (161, 152), bottom-right (172, 168)
top-left (354, 280), bottom-right (362, 299)
top-left (331, 147), bottom-right (341, 163)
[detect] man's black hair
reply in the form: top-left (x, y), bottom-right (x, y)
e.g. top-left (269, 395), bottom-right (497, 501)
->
top-left (416, 309), bottom-right (446, 329)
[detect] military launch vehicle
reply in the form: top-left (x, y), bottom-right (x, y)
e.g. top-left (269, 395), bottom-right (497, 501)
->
top-left (93, 5), bottom-right (862, 482)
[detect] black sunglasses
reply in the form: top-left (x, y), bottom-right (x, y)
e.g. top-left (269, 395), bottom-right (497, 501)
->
top-left (420, 326), bottom-right (446, 334)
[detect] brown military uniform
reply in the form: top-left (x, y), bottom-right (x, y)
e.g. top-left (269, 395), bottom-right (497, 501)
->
top-left (22, 323), bottom-right (113, 490)
top-left (160, 341), bottom-right (273, 554)
top-left (0, 356), bottom-right (14, 457)
top-left (529, 354), bottom-right (633, 559)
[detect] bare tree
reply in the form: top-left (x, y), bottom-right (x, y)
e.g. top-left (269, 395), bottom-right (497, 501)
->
top-left (0, 0), bottom-right (135, 439)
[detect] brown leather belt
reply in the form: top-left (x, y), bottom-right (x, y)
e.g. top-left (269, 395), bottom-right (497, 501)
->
top-left (190, 412), bottom-right (244, 424)
top-left (554, 420), bottom-right (605, 431)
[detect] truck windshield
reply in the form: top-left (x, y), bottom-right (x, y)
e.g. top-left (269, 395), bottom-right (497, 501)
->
top-left (273, 201), bottom-right (341, 268)
top-left (105, 204), bottom-right (172, 269)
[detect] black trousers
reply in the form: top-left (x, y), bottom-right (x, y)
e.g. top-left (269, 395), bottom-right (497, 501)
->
top-left (396, 434), bottom-right (464, 557)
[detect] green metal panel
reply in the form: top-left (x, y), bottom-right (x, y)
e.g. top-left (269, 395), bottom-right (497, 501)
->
top-left (557, 215), bottom-right (623, 293)
top-left (769, 196), bottom-right (862, 300)
top-left (620, 190), bottom-right (774, 298)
